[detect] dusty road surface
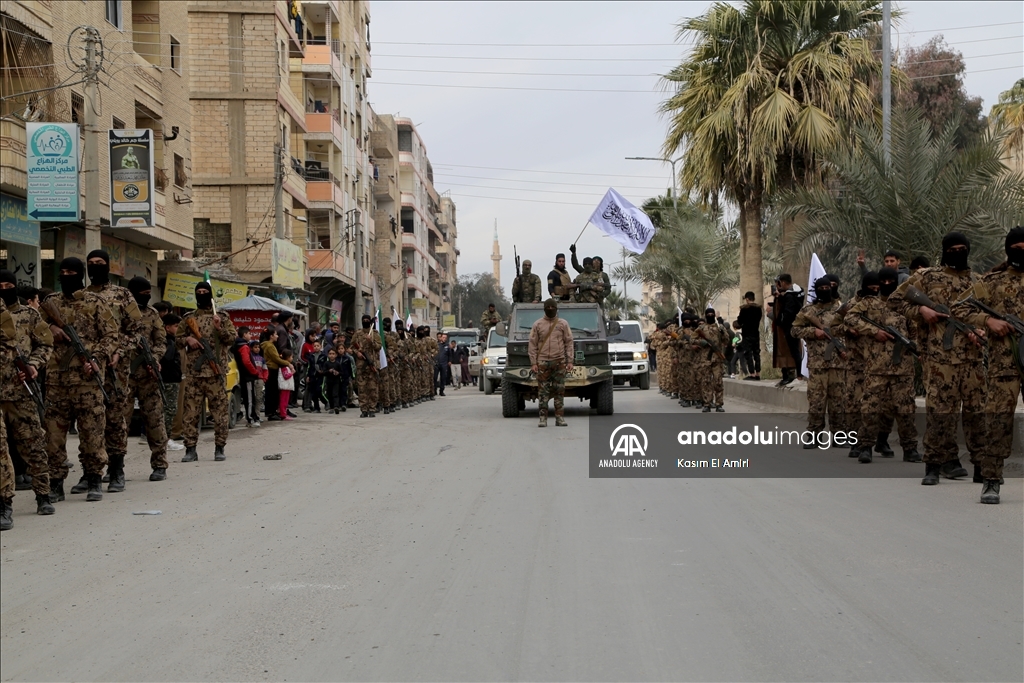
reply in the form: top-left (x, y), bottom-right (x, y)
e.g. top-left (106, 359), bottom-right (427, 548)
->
top-left (2, 386), bottom-right (1021, 682)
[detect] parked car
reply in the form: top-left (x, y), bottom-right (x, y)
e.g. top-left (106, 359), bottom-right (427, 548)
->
top-left (608, 320), bottom-right (650, 389)
top-left (478, 326), bottom-right (507, 395)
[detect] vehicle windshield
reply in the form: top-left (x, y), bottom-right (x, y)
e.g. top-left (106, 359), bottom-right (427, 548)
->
top-left (446, 333), bottom-right (478, 348)
top-left (514, 308), bottom-right (603, 338)
top-left (487, 329), bottom-right (507, 348)
top-left (607, 323), bottom-right (643, 343)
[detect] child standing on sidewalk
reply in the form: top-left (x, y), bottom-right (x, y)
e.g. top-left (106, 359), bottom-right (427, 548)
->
top-left (278, 349), bottom-right (296, 421)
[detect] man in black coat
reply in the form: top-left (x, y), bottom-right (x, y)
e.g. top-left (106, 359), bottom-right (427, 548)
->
top-left (736, 291), bottom-right (763, 380)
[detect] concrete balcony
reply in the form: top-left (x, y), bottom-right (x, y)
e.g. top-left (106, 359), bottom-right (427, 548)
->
top-left (306, 112), bottom-right (344, 142)
top-left (373, 173), bottom-right (397, 201)
top-left (302, 44), bottom-right (342, 83)
top-left (0, 119), bottom-right (28, 195)
top-left (306, 175), bottom-right (344, 207)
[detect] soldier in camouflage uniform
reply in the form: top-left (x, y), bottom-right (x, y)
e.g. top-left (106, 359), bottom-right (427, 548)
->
top-left (694, 309), bottom-right (731, 412)
top-left (124, 277), bottom-right (170, 481)
top-left (889, 232), bottom-right (985, 485)
top-left (952, 226), bottom-right (1024, 504)
top-left (512, 260), bottom-right (543, 304)
top-left (177, 281), bottom-right (236, 462)
top-left (394, 320), bottom-right (412, 408)
top-left (1, 301), bottom-right (17, 529)
top-left (838, 279), bottom-right (869, 458)
top-left (792, 277), bottom-right (849, 444)
top-left (480, 303), bottom-right (501, 332)
top-left (572, 258), bottom-right (606, 305)
top-left (529, 299), bottom-right (575, 427)
top-left (421, 326), bottom-right (436, 401)
top-left (381, 318), bottom-right (398, 413)
top-left (661, 321), bottom-right (679, 398)
top-left (41, 257), bottom-right (119, 503)
top-left (591, 257), bottom-right (612, 308)
top-left (80, 249), bottom-right (143, 494)
top-left (675, 315), bottom-right (701, 407)
top-left (647, 323), bottom-right (665, 393)
top-left (846, 268), bottom-right (921, 464)
top-left (351, 314), bottom-right (381, 417)
top-left (0, 270), bottom-right (54, 515)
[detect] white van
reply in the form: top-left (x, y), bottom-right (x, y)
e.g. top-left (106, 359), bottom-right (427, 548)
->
top-left (608, 320), bottom-right (650, 389)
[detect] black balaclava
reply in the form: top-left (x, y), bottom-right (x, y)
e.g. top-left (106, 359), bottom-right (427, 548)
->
top-left (940, 232), bottom-right (971, 271)
top-left (704, 308), bottom-right (716, 323)
top-left (582, 257), bottom-right (593, 273)
top-left (383, 317), bottom-right (392, 332)
top-left (878, 267), bottom-right (899, 297)
top-left (1005, 226), bottom-right (1024, 271)
top-left (128, 276), bottom-right (151, 309)
top-left (814, 276), bottom-right (834, 304)
top-left (395, 319), bottom-right (406, 339)
top-left (86, 249), bottom-right (111, 286)
top-left (825, 273), bottom-right (840, 298)
top-left (194, 282), bottom-right (213, 310)
top-left (0, 270), bottom-right (18, 306)
top-left (543, 298), bottom-right (558, 319)
top-left (59, 257), bottom-right (85, 295)
top-left (361, 315), bottom-right (372, 330)
top-left (861, 271), bottom-right (880, 297)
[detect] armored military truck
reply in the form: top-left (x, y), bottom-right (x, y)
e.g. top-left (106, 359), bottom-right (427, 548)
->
top-left (497, 302), bottom-right (618, 417)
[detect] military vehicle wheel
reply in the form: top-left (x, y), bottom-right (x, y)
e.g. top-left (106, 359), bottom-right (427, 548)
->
top-left (478, 377), bottom-right (484, 392)
top-left (595, 379), bottom-right (614, 415)
top-left (228, 389), bottom-right (241, 429)
top-left (638, 371), bottom-right (651, 390)
top-left (483, 375), bottom-right (494, 395)
top-left (501, 381), bottom-right (521, 418)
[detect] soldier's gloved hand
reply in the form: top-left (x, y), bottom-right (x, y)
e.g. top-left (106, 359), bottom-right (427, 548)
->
top-left (569, 244), bottom-right (576, 254)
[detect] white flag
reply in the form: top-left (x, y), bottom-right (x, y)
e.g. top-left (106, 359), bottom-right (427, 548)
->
top-left (677, 305), bottom-right (684, 327)
top-left (588, 188), bottom-right (656, 254)
top-left (801, 253), bottom-right (827, 379)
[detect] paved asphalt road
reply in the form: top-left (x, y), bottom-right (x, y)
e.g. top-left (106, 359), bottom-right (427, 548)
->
top-left (1, 385), bottom-right (1021, 682)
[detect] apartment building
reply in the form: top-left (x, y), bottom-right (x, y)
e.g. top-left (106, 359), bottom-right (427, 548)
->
top-left (1, 0), bottom-right (193, 289)
top-left (370, 111), bottom-right (402, 317)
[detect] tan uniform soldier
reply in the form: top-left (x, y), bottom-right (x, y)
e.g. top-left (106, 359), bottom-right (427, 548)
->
top-left (1, 300), bottom-right (18, 530)
top-left (125, 277), bottom-right (170, 481)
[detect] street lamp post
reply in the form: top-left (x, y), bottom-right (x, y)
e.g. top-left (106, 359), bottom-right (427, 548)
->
top-left (625, 156), bottom-right (681, 209)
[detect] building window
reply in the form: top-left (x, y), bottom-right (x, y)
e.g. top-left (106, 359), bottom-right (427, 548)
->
top-left (105, 0), bottom-right (122, 29)
top-left (112, 116), bottom-right (125, 130)
top-left (170, 36), bottom-right (181, 72)
top-left (174, 154), bottom-right (187, 188)
top-left (71, 92), bottom-right (83, 124)
top-left (397, 129), bottom-right (412, 152)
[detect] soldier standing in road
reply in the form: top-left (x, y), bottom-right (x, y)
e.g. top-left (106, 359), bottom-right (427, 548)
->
top-left (81, 249), bottom-right (142, 494)
top-left (792, 277), bottom-right (848, 443)
top-left (394, 319), bottom-right (412, 408)
top-left (41, 257), bottom-right (118, 503)
top-left (0, 270), bottom-right (54, 515)
top-left (124, 277), bottom-right (170, 481)
top-left (512, 260), bottom-right (543, 304)
top-left (694, 308), bottom-right (731, 412)
top-left (480, 303), bottom-right (501, 332)
top-left (177, 281), bottom-right (236, 462)
top-left (529, 299), bottom-right (575, 427)
top-left (421, 326), bottom-right (436, 401)
top-left (351, 314), bottom-right (381, 417)
top-left (591, 256), bottom-right (611, 308)
top-left (381, 318), bottom-right (397, 414)
top-left (952, 226), bottom-right (1024, 504)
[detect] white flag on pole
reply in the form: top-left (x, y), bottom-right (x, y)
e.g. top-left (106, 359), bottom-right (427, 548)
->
top-left (801, 253), bottom-right (827, 379)
top-left (588, 188), bottom-right (656, 254)
top-left (677, 305), bottom-right (684, 327)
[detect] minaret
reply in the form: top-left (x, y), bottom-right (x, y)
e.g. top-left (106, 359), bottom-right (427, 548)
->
top-left (491, 219), bottom-right (502, 283)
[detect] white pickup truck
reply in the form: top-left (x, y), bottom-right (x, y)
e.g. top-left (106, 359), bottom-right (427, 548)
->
top-left (478, 327), bottom-right (507, 395)
top-left (608, 320), bottom-right (650, 389)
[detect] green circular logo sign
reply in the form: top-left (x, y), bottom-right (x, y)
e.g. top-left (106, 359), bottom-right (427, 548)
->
top-left (30, 125), bottom-right (73, 158)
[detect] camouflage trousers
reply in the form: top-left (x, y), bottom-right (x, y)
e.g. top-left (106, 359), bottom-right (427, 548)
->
top-left (662, 355), bottom-right (677, 393)
top-left (163, 382), bottom-right (180, 437)
top-left (846, 369), bottom-right (866, 437)
top-left (381, 365), bottom-right (395, 408)
top-left (700, 361), bottom-right (724, 407)
top-left (922, 361), bottom-right (987, 466)
top-left (400, 364), bottom-right (413, 404)
top-left (856, 375), bottom-right (918, 452)
top-left (981, 375), bottom-right (1022, 479)
top-left (45, 383), bottom-right (108, 478)
top-left (537, 360), bottom-right (567, 417)
top-left (356, 362), bottom-right (378, 411)
top-left (806, 368), bottom-right (847, 433)
top-left (1, 397), bottom-right (49, 496)
top-left (124, 374), bottom-right (168, 469)
top-left (103, 364), bottom-right (132, 468)
top-left (1, 410), bottom-right (13, 501)
top-left (181, 374), bottom-right (229, 448)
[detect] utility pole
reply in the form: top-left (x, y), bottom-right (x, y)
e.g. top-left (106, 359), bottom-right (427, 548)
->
top-left (274, 143), bottom-right (285, 239)
top-left (352, 210), bottom-right (362, 325)
top-left (83, 27), bottom-right (103, 254)
top-left (882, 0), bottom-right (892, 164)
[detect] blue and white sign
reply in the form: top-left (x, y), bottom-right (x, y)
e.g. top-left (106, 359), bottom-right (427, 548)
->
top-left (0, 193), bottom-right (39, 247)
top-left (26, 122), bottom-right (79, 222)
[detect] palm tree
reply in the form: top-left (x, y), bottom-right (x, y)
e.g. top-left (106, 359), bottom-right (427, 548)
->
top-left (991, 78), bottom-right (1024, 164)
top-left (660, 0), bottom-right (883, 300)
top-left (603, 289), bottom-right (640, 321)
top-left (786, 107), bottom-right (1024, 272)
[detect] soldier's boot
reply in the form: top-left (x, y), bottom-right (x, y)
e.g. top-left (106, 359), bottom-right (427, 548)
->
top-left (107, 456), bottom-right (126, 493)
top-left (70, 475), bottom-right (90, 494)
top-left (49, 478), bottom-right (65, 503)
top-left (35, 493), bottom-right (55, 515)
top-left (875, 435), bottom-right (894, 458)
top-left (149, 468), bottom-right (166, 481)
top-left (15, 474), bottom-right (31, 491)
top-left (980, 480), bottom-right (1001, 505)
top-left (940, 458), bottom-right (968, 480)
top-left (368, 411), bottom-right (376, 417)
top-left (701, 404), bottom-right (711, 413)
top-left (848, 445), bottom-right (861, 458)
top-left (102, 472), bottom-right (110, 483)
top-left (803, 440), bottom-right (817, 450)
top-left (903, 448), bottom-right (923, 463)
top-left (181, 446), bottom-right (198, 463)
top-left (858, 449), bottom-right (873, 464)
top-left (85, 474), bottom-right (103, 502)
top-left (0, 499), bottom-right (12, 531)
top-left (538, 410), bottom-right (548, 428)
top-left (555, 416), bottom-right (567, 427)
top-left (972, 464), bottom-right (984, 484)
top-left (715, 404), bottom-right (725, 412)
top-left (214, 445), bottom-right (226, 462)
top-left (359, 411), bottom-right (368, 418)
top-left (921, 463), bottom-right (941, 486)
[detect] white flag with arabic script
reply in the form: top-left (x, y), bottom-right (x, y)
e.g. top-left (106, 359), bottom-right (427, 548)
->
top-left (588, 188), bottom-right (656, 254)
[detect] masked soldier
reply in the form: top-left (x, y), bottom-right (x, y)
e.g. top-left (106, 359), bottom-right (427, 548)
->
top-left (41, 258), bottom-right (118, 503)
top-left (694, 308), bottom-right (731, 412)
top-left (591, 256), bottom-right (611, 307)
top-left (1, 301), bottom-right (18, 529)
top-left (573, 258), bottom-right (606, 304)
top-left (952, 226), bottom-right (1024, 504)
top-left (124, 277), bottom-right (170, 481)
top-left (661, 320), bottom-right (680, 399)
top-left (0, 270), bottom-right (54, 515)
top-left (351, 314), bottom-right (381, 417)
top-left (792, 277), bottom-right (848, 444)
top-left (394, 319), bottom-right (413, 408)
top-left (889, 232), bottom-right (986, 485)
top-left (421, 326), bottom-right (436, 401)
top-left (512, 260), bottom-right (543, 304)
top-left (529, 299), bottom-right (575, 427)
top-left (177, 281), bottom-right (236, 462)
top-left (381, 317), bottom-right (397, 414)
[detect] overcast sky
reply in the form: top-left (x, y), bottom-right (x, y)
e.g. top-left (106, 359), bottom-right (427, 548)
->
top-left (367, 1), bottom-right (1024, 298)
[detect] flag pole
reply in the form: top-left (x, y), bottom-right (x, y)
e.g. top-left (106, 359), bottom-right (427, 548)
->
top-left (573, 221), bottom-right (590, 245)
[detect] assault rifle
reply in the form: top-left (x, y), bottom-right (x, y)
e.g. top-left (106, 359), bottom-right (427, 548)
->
top-left (803, 311), bottom-right (847, 361)
top-left (960, 296), bottom-right (1024, 376)
top-left (40, 299), bottom-right (110, 404)
top-left (13, 355), bottom-right (45, 421)
top-left (513, 246), bottom-right (522, 303)
top-left (695, 325), bottom-right (726, 361)
top-left (903, 286), bottom-right (980, 350)
top-left (131, 336), bottom-right (168, 405)
top-left (350, 337), bottom-right (378, 374)
top-left (856, 313), bottom-right (919, 365)
top-left (185, 317), bottom-right (221, 376)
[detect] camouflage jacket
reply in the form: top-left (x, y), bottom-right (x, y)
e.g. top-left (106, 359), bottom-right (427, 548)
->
top-left (792, 300), bottom-right (848, 371)
top-left (86, 282), bottom-right (143, 360)
top-left (838, 294), bottom-right (869, 370)
top-left (0, 301), bottom-right (53, 402)
top-left (573, 271), bottom-right (606, 304)
top-left (846, 295), bottom-right (915, 376)
top-left (384, 331), bottom-right (401, 363)
top-left (175, 308), bottom-right (236, 378)
top-left (129, 306), bottom-right (167, 382)
top-left (40, 291), bottom-right (118, 385)
top-left (694, 321), bottom-right (731, 366)
top-left (953, 266), bottom-right (1024, 377)
top-left (421, 336), bottom-right (437, 364)
top-left (480, 310), bottom-right (501, 330)
top-left (512, 273), bottom-right (543, 303)
top-left (648, 329), bottom-right (665, 353)
top-left (349, 328), bottom-right (381, 370)
top-left (888, 266), bottom-right (980, 365)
